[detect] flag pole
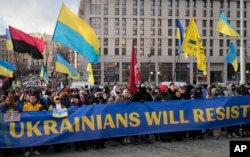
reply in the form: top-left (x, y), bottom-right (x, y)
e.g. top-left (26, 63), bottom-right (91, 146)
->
top-left (171, 51), bottom-right (181, 83)
top-left (240, 0), bottom-right (245, 84)
top-left (44, 4), bottom-right (64, 86)
top-left (13, 52), bottom-right (24, 90)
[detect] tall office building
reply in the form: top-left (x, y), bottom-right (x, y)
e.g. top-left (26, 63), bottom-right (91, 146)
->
top-left (77, 0), bottom-right (250, 86)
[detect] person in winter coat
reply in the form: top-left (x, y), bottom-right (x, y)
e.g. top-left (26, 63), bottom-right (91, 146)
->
top-left (0, 96), bottom-right (22, 157)
top-left (132, 82), bottom-right (153, 144)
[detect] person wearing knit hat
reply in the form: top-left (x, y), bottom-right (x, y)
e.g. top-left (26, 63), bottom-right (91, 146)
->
top-left (159, 84), bottom-right (168, 93)
top-left (154, 83), bottom-right (171, 142)
top-left (154, 84), bottom-right (168, 101)
top-left (64, 88), bottom-right (71, 94)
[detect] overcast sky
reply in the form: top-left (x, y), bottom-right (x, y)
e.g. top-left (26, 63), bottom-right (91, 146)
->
top-left (0, 0), bottom-right (80, 35)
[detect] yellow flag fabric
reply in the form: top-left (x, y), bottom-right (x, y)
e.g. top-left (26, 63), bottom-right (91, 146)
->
top-left (87, 63), bottom-right (94, 84)
top-left (181, 17), bottom-right (206, 75)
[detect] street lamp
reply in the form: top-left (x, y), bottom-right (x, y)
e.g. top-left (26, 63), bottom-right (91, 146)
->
top-left (246, 70), bottom-right (249, 82)
top-left (157, 71), bottom-right (161, 85)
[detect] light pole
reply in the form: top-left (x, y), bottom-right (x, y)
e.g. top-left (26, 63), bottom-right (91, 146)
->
top-left (148, 53), bottom-right (151, 85)
top-left (51, 66), bottom-right (55, 91)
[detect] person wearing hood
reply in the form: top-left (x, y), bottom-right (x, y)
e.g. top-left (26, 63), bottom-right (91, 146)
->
top-left (133, 82), bottom-right (153, 103)
top-left (132, 82), bottom-right (153, 144)
top-left (226, 84), bottom-right (238, 96)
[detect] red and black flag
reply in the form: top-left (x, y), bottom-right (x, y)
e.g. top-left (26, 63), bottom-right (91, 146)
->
top-left (9, 26), bottom-right (46, 59)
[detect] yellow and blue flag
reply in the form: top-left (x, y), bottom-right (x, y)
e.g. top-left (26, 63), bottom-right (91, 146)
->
top-left (6, 28), bottom-right (13, 51)
top-left (176, 19), bottom-right (188, 59)
top-left (87, 63), bottom-right (94, 84)
top-left (55, 53), bottom-right (80, 80)
top-left (40, 65), bottom-right (50, 84)
top-left (0, 60), bottom-right (16, 77)
top-left (181, 17), bottom-right (206, 75)
top-left (225, 42), bottom-right (238, 72)
top-left (52, 4), bottom-right (101, 63)
top-left (216, 12), bottom-right (240, 37)
top-left (176, 19), bottom-right (184, 53)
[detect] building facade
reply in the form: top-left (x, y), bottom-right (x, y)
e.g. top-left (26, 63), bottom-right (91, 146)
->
top-left (77, 0), bottom-right (250, 86)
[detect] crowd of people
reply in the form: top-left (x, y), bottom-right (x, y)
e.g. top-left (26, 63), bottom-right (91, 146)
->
top-left (1, 82), bottom-right (250, 157)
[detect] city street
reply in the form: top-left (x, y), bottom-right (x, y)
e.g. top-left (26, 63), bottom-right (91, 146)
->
top-left (3, 131), bottom-right (250, 157)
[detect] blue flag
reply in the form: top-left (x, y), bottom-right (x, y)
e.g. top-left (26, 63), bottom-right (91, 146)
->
top-left (176, 19), bottom-right (184, 53)
top-left (225, 42), bottom-right (238, 72)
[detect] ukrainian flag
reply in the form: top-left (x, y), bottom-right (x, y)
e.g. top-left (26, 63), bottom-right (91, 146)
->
top-left (176, 19), bottom-right (184, 53)
top-left (176, 19), bottom-right (188, 59)
top-left (40, 66), bottom-right (49, 84)
top-left (55, 53), bottom-right (80, 80)
top-left (52, 4), bottom-right (100, 63)
top-left (0, 60), bottom-right (16, 77)
top-left (216, 12), bottom-right (240, 37)
top-left (6, 28), bottom-right (13, 51)
top-left (225, 42), bottom-right (238, 72)
top-left (87, 63), bottom-right (94, 84)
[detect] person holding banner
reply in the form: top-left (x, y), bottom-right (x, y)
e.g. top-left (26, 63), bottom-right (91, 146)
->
top-left (92, 91), bottom-right (107, 149)
top-left (23, 94), bottom-right (44, 156)
top-left (58, 89), bottom-right (71, 108)
top-left (189, 86), bottom-right (205, 140)
top-left (48, 96), bottom-right (67, 153)
top-left (209, 88), bottom-right (223, 140)
top-left (224, 84), bottom-right (240, 139)
top-left (70, 94), bottom-right (88, 151)
top-left (132, 82), bottom-right (154, 144)
top-left (0, 96), bottom-right (22, 157)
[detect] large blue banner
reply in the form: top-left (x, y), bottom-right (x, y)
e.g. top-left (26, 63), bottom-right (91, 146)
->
top-left (0, 96), bottom-right (250, 148)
